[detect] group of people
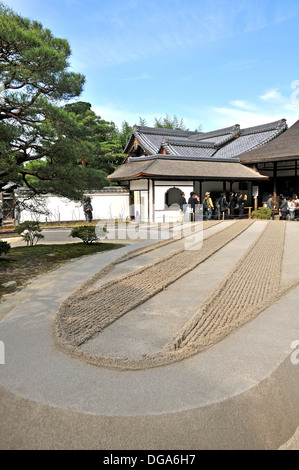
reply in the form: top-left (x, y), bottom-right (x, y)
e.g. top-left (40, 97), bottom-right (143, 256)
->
top-left (267, 193), bottom-right (299, 221)
top-left (178, 191), bottom-right (248, 221)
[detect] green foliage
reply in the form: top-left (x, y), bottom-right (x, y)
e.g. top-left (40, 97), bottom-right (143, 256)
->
top-left (69, 225), bottom-right (107, 244)
top-left (0, 4), bottom-right (89, 200)
top-left (0, 240), bottom-right (11, 256)
top-left (252, 207), bottom-right (273, 219)
top-left (118, 121), bottom-right (133, 149)
top-left (15, 221), bottom-right (44, 245)
top-left (154, 114), bottom-right (188, 130)
top-left (63, 101), bottom-right (127, 182)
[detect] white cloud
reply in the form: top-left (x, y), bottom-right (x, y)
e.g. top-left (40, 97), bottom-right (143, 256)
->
top-left (230, 100), bottom-right (256, 111)
top-left (204, 99), bottom-right (298, 131)
top-left (207, 106), bottom-right (283, 129)
top-left (260, 89), bottom-right (285, 103)
top-left (91, 104), bottom-right (157, 129)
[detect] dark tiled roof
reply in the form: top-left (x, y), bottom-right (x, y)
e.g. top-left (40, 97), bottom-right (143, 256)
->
top-left (124, 119), bottom-right (287, 160)
top-left (188, 124), bottom-right (240, 141)
top-left (237, 119), bottom-right (299, 163)
top-left (160, 138), bottom-right (217, 158)
top-left (216, 130), bottom-right (282, 158)
top-left (124, 125), bottom-right (199, 154)
top-left (99, 186), bottom-right (129, 192)
top-left (240, 119), bottom-right (286, 136)
top-left (108, 155), bottom-right (267, 181)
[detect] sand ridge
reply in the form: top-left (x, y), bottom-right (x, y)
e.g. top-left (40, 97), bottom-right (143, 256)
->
top-left (53, 219), bottom-right (259, 366)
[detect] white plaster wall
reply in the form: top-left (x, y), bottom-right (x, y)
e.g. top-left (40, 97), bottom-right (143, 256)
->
top-left (154, 183), bottom-right (192, 223)
top-left (130, 179), bottom-right (148, 191)
top-left (154, 184), bottom-right (193, 210)
top-left (19, 192), bottom-right (130, 223)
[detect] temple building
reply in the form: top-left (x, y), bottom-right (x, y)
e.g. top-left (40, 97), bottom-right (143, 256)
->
top-left (108, 118), bottom-right (298, 222)
top-left (237, 118), bottom-right (299, 206)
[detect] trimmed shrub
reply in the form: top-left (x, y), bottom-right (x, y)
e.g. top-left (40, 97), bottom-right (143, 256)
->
top-left (252, 207), bottom-right (273, 219)
top-left (0, 241), bottom-right (11, 256)
top-left (69, 225), bottom-right (107, 244)
top-left (15, 221), bottom-right (44, 246)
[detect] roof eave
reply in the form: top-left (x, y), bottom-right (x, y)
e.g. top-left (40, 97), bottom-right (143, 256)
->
top-left (241, 155), bottom-right (299, 164)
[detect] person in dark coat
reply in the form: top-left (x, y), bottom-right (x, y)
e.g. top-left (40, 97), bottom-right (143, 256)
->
top-left (214, 196), bottom-right (221, 220)
top-left (83, 199), bottom-right (93, 223)
top-left (279, 195), bottom-right (288, 220)
top-left (187, 192), bottom-right (194, 204)
top-left (228, 192), bottom-right (237, 219)
top-left (190, 193), bottom-right (199, 222)
top-left (219, 193), bottom-right (228, 220)
top-left (237, 192), bottom-right (245, 218)
top-left (266, 194), bottom-right (275, 219)
top-left (278, 194), bottom-right (284, 211)
top-left (187, 192), bottom-right (194, 221)
top-left (267, 195), bottom-right (275, 210)
top-left (178, 192), bottom-right (187, 222)
top-left (178, 192), bottom-right (187, 211)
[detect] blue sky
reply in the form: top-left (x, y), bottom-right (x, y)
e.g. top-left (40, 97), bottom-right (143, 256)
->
top-left (3, 0), bottom-right (299, 132)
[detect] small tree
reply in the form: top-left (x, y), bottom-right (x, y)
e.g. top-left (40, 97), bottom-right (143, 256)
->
top-left (0, 240), bottom-right (11, 256)
top-left (15, 221), bottom-right (44, 246)
top-left (69, 225), bottom-right (107, 245)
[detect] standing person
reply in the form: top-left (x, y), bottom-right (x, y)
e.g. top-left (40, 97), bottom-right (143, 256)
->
top-left (279, 195), bottom-right (288, 220)
top-left (293, 194), bottom-right (299, 220)
top-left (83, 199), bottom-right (93, 223)
top-left (178, 192), bottom-right (187, 222)
top-left (214, 196), bottom-right (221, 220)
top-left (178, 192), bottom-right (187, 211)
top-left (187, 192), bottom-right (194, 205)
top-left (237, 192), bottom-right (245, 219)
top-left (267, 194), bottom-right (274, 209)
top-left (83, 201), bottom-right (89, 222)
top-left (187, 192), bottom-right (194, 221)
top-left (203, 192), bottom-right (214, 220)
top-left (228, 192), bottom-right (237, 219)
top-left (288, 197), bottom-right (296, 221)
top-left (219, 193), bottom-right (228, 220)
top-left (13, 199), bottom-right (21, 226)
top-left (278, 194), bottom-right (284, 211)
top-left (267, 194), bottom-right (275, 219)
top-left (0, 207), bottom-right (3, 227)
top-left (190, 193), bottom-right (199, 222)
top-left (194, 194), bottom-right (202, 221)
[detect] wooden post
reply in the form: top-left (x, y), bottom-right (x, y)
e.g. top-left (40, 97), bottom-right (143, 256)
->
top-left (200, 181), bottom-right (202, 204)
top-left (273, 162), bottom-right (277, 207)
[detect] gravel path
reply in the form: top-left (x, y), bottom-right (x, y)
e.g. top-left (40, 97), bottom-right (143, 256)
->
top-left (53, 219), bottom-right (254, 365)
top-left (166, 219), bottom-right (286, 355)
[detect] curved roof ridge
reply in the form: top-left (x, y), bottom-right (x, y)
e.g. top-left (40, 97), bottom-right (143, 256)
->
top-left (240, 119), bottom-right (287, 136)
top-left (189, 124), bottom-right (240, 141)
top-left (161, 137), bottom-right (216, 149)
top-left (133, 125), bottom-right (199, 137)
top-left (136, 132), bottom-right (159, 154)
top-left (213, 128), bottom-right (241, 149)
